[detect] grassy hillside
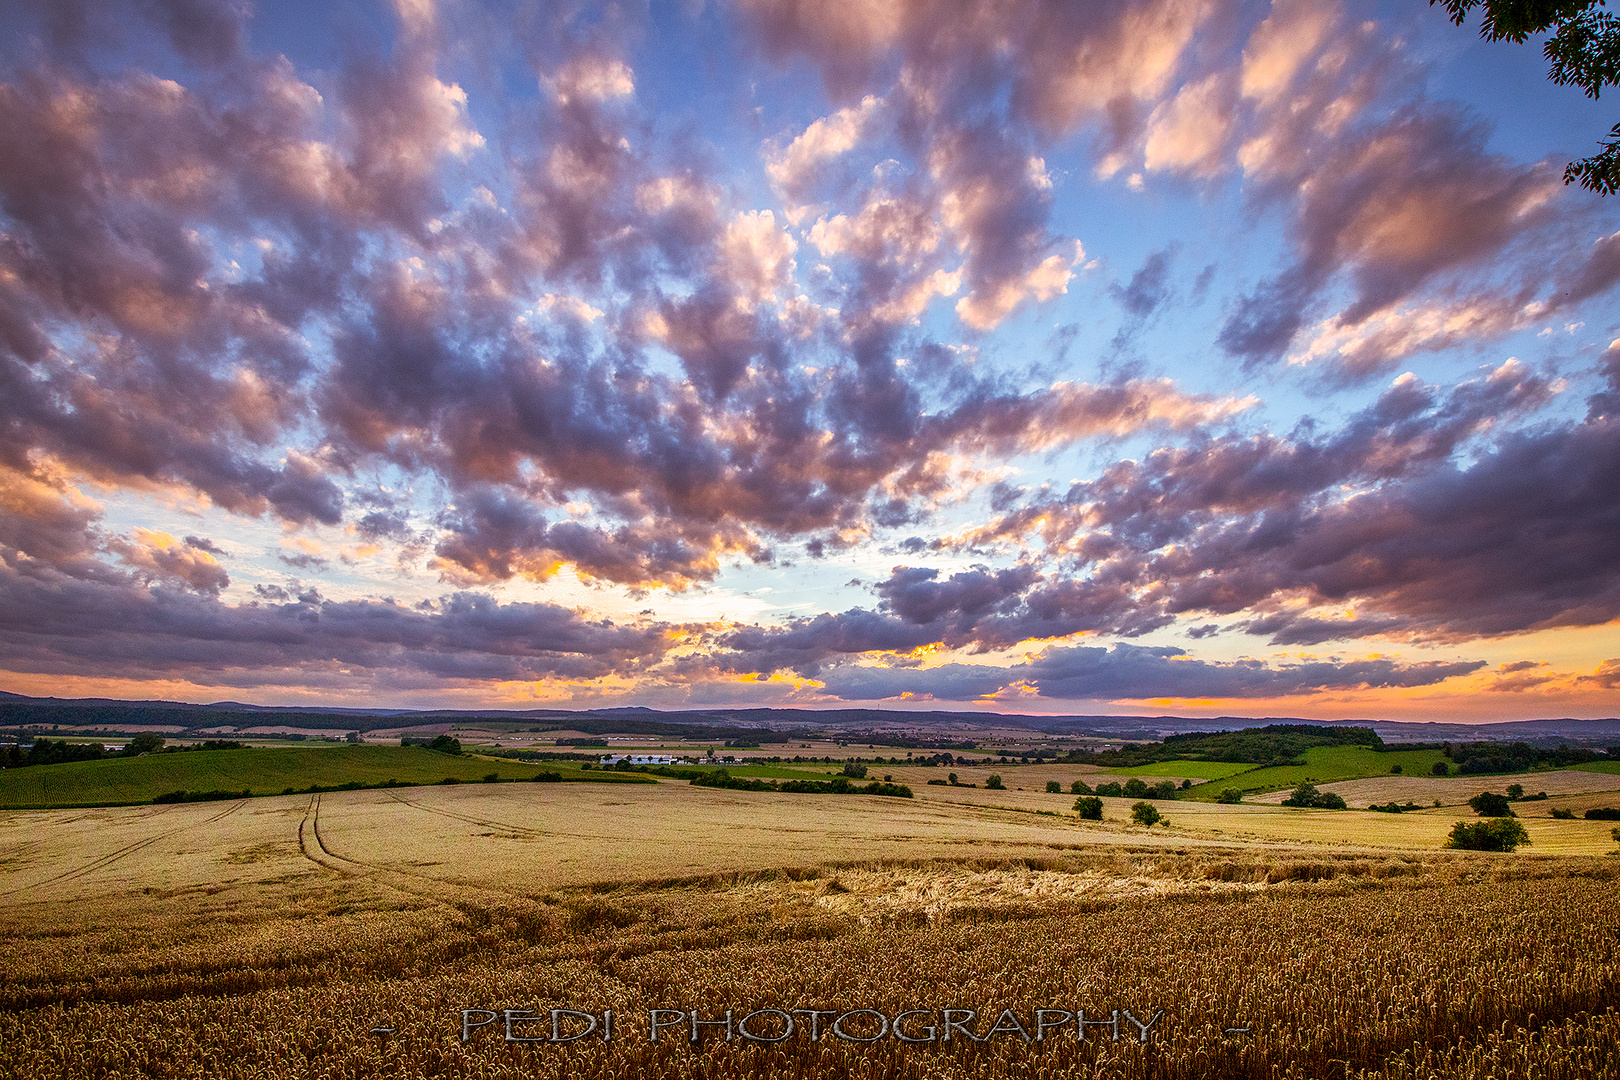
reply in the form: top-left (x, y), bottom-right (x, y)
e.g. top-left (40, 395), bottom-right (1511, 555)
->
top-left (1184, 745), bottom-right (1455, 799)
top-left (0, 745), bottom-right (643, 808)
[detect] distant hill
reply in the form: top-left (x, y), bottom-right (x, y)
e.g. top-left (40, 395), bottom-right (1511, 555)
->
top-left (1, 693), bottom-right (1616, 745)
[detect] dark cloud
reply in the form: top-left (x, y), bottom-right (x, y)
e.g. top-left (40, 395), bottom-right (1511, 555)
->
top-left (1221, 104), bottom-right (1561, 368)
top-left (1576, 659), bottom-right (1620, 690)
top-left (0, 566), bottom-right (676, 685)
top-left (958, 363), bottom-right (1620, 645)
top-left (810, 643), bottom-right (1484, 702)
top-left (1113, 247), bottom-right (1175, 318)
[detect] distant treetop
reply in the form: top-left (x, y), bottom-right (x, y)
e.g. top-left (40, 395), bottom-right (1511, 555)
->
top-left (1432, 0), bottom-right (1620, 193)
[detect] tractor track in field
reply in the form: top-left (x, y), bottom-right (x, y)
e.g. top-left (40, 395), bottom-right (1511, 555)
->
top-left (382, 788), bottom-right (552, 836)
top-left (3, 800), bottom-right (247, 897)
top-left (384, 786), bottom-right (648, 845)
top-left (296, 792), bottom-right (537, 908)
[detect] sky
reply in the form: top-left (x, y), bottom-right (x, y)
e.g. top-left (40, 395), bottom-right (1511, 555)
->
top-left (0, 0), bottom-right (1617, 721)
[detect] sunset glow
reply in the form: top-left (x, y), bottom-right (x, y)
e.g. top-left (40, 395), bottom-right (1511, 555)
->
top-left (0, 0), bottom-right (1616, 720)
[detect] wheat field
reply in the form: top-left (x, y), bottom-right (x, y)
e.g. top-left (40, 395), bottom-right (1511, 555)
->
top-left (3, 779), bottom-right (1619, 1078)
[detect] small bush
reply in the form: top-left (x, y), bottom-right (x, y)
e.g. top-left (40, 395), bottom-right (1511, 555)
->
top-left (1468, 792), bottom-right (1513, 817)
top-left (1432, 761), bottom-right (1449, 776)
top-left (482, 772), bottom-right (500, 783)
top-left (985, 774), bottom-right (1005, 790)
top-left (1282, 782), bottom-right (1321, 807)
top-left (1584, 807), bottom-right (1620, 821)
top-left (841, 762), bottom-right (868, 779)
top-left (1130, 801), bottom-right (1161, 826)
top-left (1123, 777), bottom-right (1149, 798)
top-left (1390, 764), bottom-right (1402, 774)
top-left (1074, 796), bottom-right (1103, 820)
top-left (1550, 808), bottom-right (1576, 819)
top-left (1446, 818), bottom-right (1530, 852)
top-left (1046, 780), bottom-right (1061, 793)
top-left (531, 771), bottom-right (562, 782)
top-left (1506, 784), bottom-right (1524, 800)
top-left (1217, 789), bottom-right (1242, 804)
top-left (1282, 782), bottom-right (1347, 809)
top-left (1070, 780), bottom-right (1091, 795)
top-left (1093, 781), bottom-right (1123, 797)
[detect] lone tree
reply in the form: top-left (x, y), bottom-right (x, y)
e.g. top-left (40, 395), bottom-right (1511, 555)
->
top-left (1446, 817), bottom-right (1532, 851)
top-left (1131, 801), bottom-right (1162, 826)
top-left (1432, 0), bottom-right (1620, 193)
top-left (1282, 782), bottom-right (1349, 810)
top-left (1469, 791), bottom-right (1515, 816)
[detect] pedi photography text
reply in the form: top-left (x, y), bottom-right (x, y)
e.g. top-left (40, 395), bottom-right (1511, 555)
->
top-left (459, 1006), bottom-right (1172, 1045)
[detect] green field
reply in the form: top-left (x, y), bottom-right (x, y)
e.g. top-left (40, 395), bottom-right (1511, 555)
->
top-left (1575, 761), bottom-right (1620, 775)
top-left (1183, 745), bottom-right (1455, 799)
top-left (0, 745), bottom-right (647, 808)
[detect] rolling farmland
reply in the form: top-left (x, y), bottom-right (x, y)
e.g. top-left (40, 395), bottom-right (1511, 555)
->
top-left (3, 755), bottom-right (1619, 1079)
top-left (0, 745), bottom-right (642, 809)
top-left (1, 779), bottom-right (1618, 1079)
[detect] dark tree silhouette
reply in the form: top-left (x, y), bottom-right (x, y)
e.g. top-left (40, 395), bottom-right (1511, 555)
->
top-left (1433, 1), bottom-right (1620, 193)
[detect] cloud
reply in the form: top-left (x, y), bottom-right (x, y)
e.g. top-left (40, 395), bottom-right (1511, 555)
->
top-left (809, 642), bottom-right (1484, 702)
top-left (113, 529), bottom-right (231, 595)
top-left (1113, 248), bottom-right (1176, 319)
top-left (1221, 102), bottom-right (1563, 367)
top-left (0, 565), bottom-right (677, 686)
top-left (1486, 660), bottom-right (1556, 693)
top-left (1143, 74), bottom-right (1235, 178)
top-left (766, 94), bottom-right (886, 211)
top-left (1576, 659), bottom-right (1620, 690)
top-left (1286, 229), bottom-right (1620, 380)
top-left (1240, 0), bottom-right (1338, 105)
top-left (954, 360), bottom-right (1613, 644)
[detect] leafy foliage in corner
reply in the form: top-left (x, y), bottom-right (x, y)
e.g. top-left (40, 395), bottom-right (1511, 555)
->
top-left (1433, 0), bottom-right (1620, 193)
